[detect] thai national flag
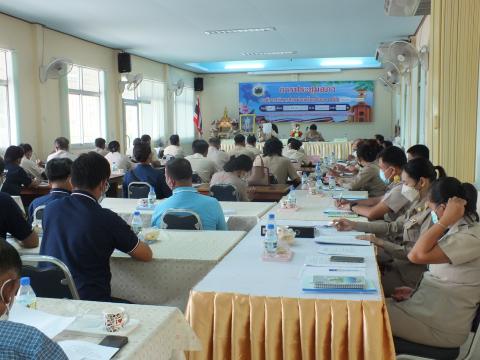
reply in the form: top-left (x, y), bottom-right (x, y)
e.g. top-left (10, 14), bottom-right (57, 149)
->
top-left (193, 96), bottom-right (203, 135)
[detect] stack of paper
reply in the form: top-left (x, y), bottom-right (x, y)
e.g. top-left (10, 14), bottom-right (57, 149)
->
top-left (314, 235), bottom-right (370, 246)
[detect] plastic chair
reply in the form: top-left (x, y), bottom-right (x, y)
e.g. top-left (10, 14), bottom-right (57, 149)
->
top-left (20, 255), bottom-right (80, 300)
top-left (159, 209), bottom-right (203, 230)
top-left (210, 184), bottom-right (239, 201)
top-left (192, 173), bottom-right (202, 184)
top-left (32, 205), bottom-right (46, 223)
top-left (396, 307), bottom-right (480, 360)
top-left (128, 182), bottom-right (151, 199)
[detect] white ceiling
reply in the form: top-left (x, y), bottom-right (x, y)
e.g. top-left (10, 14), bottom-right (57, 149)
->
top-left (0, 0), bottom-right (422, 71)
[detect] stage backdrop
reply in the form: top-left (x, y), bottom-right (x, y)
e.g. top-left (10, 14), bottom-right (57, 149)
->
top-left (239, 81), bottom-right (374, 124)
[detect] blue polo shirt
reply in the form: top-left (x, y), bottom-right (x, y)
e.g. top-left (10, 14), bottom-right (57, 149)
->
top-left (0, 192), bottom-right (32, 241)
top-left (1, 163), bottom-right (32, 196)
top-left (40, 190), bottom-right (140, 301)
top-left (28, 188), bottom-right (71, 223)
top-left (151, 187), bottom-right (227, 230)
top-left (123, 164), bottom-right (172, 199)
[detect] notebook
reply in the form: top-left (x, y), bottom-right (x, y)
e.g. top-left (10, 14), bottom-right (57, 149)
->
top-left (332, 191), bottom-right (368, 200)
top-left (323, 209), bottom-right (358, 218)
top-left (301, 267), bottom-right (376, 293)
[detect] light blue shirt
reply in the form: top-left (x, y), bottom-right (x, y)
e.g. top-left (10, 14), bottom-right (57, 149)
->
top-left (151, 187), bottom-right (227, 230)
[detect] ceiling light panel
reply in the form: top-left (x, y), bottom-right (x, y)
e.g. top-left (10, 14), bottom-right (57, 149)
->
top-left (241, 51), bottom-right (297, 56)
top-left (204, 27), bottom-right (276, 35)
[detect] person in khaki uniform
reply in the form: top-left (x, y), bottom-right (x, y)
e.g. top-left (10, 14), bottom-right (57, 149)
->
top-left (185, 140), bottom-right (217, 183)
top-left (334, 158), bottom-right (447, 296)
top-left (228, 134), bottom-right (255, 160)
top-left (246, 135), bottom-right (262, 158)
top-left (338, 142), bottom-right (386, 198)
top-left (388, 178), bottom-right (480, 349)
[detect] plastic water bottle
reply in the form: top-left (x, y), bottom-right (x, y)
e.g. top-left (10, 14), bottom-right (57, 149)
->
top-left (16, 277), bottom-right (37, 309)
top-left (328, 176), bottom-right (336, 191)
top-left (147, 186), bottom-right (156, 207)
top-left (316, 178), bottom-right (323, 191)
top-left (264, 223), bottom-right (278, 254)
top-left (315, 162), bottom-right (321, 178)
top-left (288, 185), bottom-right (297, 207)
top-left (267, 213), bottom-right (276, 232)
top-left (131, 211), bottom-right (143, 235)
top-left (111, 161), bottom-right (118, 173)
top-left (331, 151), bottom-right (336, 163)
top-left (301, 172), bottom-right (308, 186)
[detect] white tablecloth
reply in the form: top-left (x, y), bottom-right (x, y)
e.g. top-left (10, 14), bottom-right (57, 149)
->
top-left (37, 298), bottom-right (201, 360)
top-left (110, 230), bottom-right (246, 309)
top-left (101, 198), bottom-right (276, 232)
top-left (194, 220), bottom-right (380, 301)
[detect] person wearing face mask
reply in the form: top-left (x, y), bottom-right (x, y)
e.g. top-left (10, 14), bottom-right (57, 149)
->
top-left (210, 155), bottom-right (253, 201)
top-left (337, 146), bottom-right (409, 221)
top-left (40, 152), bottom-right (152, 301)
top-left (0, 241), bottom-right (68, 358)
top-left (388, 177), bottom-right (480, 350)
top-left (333, 158), bottom-right (446, 296)
top-left (337, 142), bottom-right (386, 197)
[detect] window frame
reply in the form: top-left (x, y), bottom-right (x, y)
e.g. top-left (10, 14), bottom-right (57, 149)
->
top-left (0, 49), bottom-right (18, 148)
top-left (174, 86), bottom-right (196, 142)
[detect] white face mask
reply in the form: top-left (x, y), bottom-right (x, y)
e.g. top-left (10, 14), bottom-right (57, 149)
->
top-left (352, 150), bottom-right (357, 158)
top-left (0, 279), bottom-right (15, 321)
top-left (401, 184), bottom-right (420, 202)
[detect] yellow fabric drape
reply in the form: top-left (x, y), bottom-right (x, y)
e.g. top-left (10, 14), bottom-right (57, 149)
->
top-left (186, 292), bottom-right (395, 360)
top-left (427, 0), bottom-right (480, 181)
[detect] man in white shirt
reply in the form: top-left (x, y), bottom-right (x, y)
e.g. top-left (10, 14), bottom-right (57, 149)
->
top-left (207, 137), bottom-right (229, 171)
top-left (228, 134), bottom-right (255, 160)
top-left (105, 140), bottom-right (132, 171)
top-left (283, 138), bottom-right (307, 164)
top-left (19, 143), bottom-right (45, 179)
top-left (246, 135), bottom-right (262, 157)
top-left (163, 134), bottom-right (185, 159)
top-left (46, 137), bottom-right (77, 163)
top-left (185, 139), bottom-right (217, 183)
top-left (94, 138), bottom-right (108, 156)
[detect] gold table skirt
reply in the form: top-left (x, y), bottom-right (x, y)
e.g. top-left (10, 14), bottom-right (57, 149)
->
top-left (186, 291), bottom-right (395, 360)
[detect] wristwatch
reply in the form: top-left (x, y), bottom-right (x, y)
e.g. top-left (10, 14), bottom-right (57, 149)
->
top-left (349, 202), bottom-right (358, 211)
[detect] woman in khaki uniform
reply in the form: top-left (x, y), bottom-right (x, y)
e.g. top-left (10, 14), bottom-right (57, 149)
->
top-left (334, 158), bottom-right (447, 296)
top-left (388, 177), bottom-right (480, 349)
top-left (338, 142), bottom-right (386, 198)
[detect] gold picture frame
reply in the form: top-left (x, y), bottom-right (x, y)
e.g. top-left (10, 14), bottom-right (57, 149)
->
top-left (239, 114), bottom-right (256, 134)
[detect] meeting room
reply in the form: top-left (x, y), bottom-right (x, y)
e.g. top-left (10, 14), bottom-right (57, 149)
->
top-left (1, 0), bottom-right (480, 359)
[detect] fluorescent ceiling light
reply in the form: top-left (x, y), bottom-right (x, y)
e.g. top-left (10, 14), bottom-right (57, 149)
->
top-left (320, 58), bottom-right (363, 66)
top-left (248, 69), bottom-right (342, 75)
top-left (224, 63), bottom-right (265, 70)
top-left (205, 27), bottom-right (276, 35)
top-left (241, 51), bottom-right (297, 56)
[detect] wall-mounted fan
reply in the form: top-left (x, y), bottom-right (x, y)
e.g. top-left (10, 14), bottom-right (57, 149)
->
top-left (388, 40), bottom-right (419, 74)
top-left (119, 73), bottom-right (143, 92)
top-left (39, 58), bottom-right (73, 83)
top-left (378, 61), bottom-right (401, 91)
top-left (169, 79), bottom-right (184, 97)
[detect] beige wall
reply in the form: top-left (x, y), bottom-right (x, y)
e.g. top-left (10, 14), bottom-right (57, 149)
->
top-left (199, 69), bottom-right (395, 141)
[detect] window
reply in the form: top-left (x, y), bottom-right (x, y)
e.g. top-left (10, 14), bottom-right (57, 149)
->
top-left (67, 65), bottom-right (105, 145)
top-left (418, 67), bottom-right (427, 144)
top-left (174, 87), bottom-right (195, 142)
top-left (0, 49), bottom-right (17, 148)
top-left (123, 79), bottom-right (166, 148)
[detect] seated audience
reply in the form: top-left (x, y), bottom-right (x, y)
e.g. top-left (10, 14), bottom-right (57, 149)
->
top-left (151, 158), bottom-right (227, 230)
top-left (1, 146), bottom-right (40, 196)
top-left (140, 134), bottom-right (161, 167)
top-left (46, 137), bottom-right (77, 163)
top-left (163, 134), bottom-right (185, 159)
top-left (126, 137), bottom-right (141, 158)
top-left (228, 134), bottom-right (255, 160)
top-left (407, 144), bottom-right (430, 160)
top-left (41, 152), bottom-right (152, 301)
top-left (388, 177), bottom-right (480, 349)
top-left (28, 158), bottom-right (73, 223)
top-left (375, 134), bottom-right (385, 146)
top-left (0, 241), bottom-right (67, 359)
top-left (335, 158), bottom-right (446, 296)
top-left (123, 143), bottom-right (171, 199)
top-left (210, 155), bottom-right (253, 201)
top-left (207, 137), bottom-right (229, 171)
top-left (246, 135), bottom-right (262, 157)
top-left (94, 138), bottom-right (108, 156)
top-left (255, 138), bottom-right (300, 185)
top-left (339, 142), bottom-right (386, 197)
top-left (382, 140), bottom-right (393, 149)
top-left (185, 140), bottom-right (217, 183)
top-left (283, 138), bottom-right (307, 164)
top-left (19, 143), bottom-right (45, 179)
top-left (304, 124), bottom-right (325, 142)
top-left (105, 141), bottom-right (132, 171)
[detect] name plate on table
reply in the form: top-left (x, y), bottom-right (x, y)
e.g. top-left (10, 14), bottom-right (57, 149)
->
top-left (261, 226), bottom-right (315, 238)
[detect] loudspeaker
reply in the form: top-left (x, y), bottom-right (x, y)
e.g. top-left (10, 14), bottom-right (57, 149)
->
top-left (118, 53), bottom-right (131, 73)
top-left (194, 77), bottom-right (204, 91)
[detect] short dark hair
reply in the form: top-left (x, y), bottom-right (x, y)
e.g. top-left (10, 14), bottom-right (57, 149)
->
top-left (108, 140), bottom-right (120, 153)
top-left (0, 240), bottom-right (22, 276)
top-left (140, 134), bottom-right (151, 143)
top-left (378, 146), bottom-right (407, 169)
top-left (133, 142), bottom-right (152, 163)
top-left (71, 152), bottom-right (111, 190)
top-left (4, 146), bottom-right (24, 164)
top-left (309, 124), bottom-right (317, 131)
top-left (95, 138), bottom-right (106, 148)
top-left (192, 139), bottom-right (209, 155)
top-left (132, 138), bottom-right (142, 146)
top-left (169, 134), bottom-right (180, 146)
top-left (407, 144), bottom-right (430, 160)
top-left (54, 137), bottom-right (69, 150)
top-left (263, 138), bottom-right (283, 157)
top-left (209, 137), bottom-right (221, 147)
top-left (234, 134), bottom-right (245, 144)
top-left (374, 134), bottom-right (385, 144)
top-left (224, 154), bottom-right (253, 173)
top-left (288, 138), bottom-right (302, 151)
top-left (356, 143), bottom-right (378, 163)
top-left (246, 135), bottom-right (257, 145)
top-left (19, 143), bottom-right (33, 154)
top-left (166, 158), bottom-right (192, 182)
top-left (45, 158), bottom-right (73, 182)
top-left (0, 156), bottom-right (4, 174)
top-left (271, 123), bottom-right (279, 133)
top-left (383, 140), bottom-right (393, 148)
